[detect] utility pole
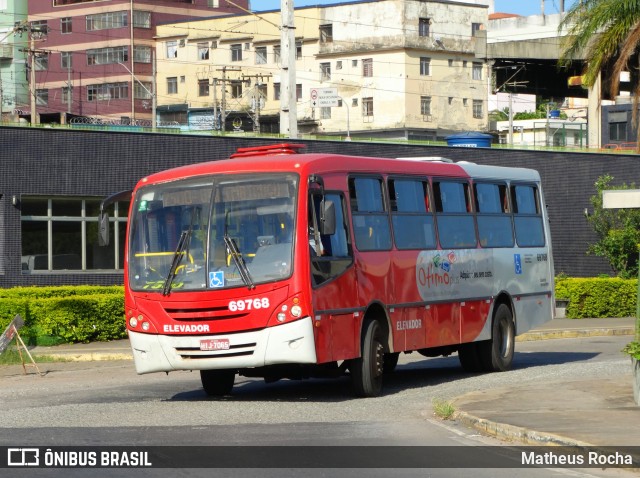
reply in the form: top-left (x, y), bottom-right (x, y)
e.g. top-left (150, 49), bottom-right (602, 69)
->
top-left (217, 66), bottom-right (241, 133)
top-left (280, 0), bottom-right (297, 138)
top-left (29, 34), bottom-right (37, 125)
top-left (242, 73), bottom-right (272, 134)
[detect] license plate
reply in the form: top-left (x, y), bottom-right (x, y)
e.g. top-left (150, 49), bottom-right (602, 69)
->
top-left (200, 339), bottom-right (230, 351)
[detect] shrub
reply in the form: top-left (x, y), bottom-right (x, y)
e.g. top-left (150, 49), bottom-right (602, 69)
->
top-left (555, 277), bottom-right (637, 319)
top-left (0, 286), bottom-right (125, 344)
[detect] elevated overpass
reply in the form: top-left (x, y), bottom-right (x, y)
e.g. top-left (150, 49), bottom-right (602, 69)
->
top-left (486, 12), bottom-right (608, 147)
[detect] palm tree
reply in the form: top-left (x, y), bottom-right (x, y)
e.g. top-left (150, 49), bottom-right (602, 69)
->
top-left (559, 0), bottom-right (640, 104)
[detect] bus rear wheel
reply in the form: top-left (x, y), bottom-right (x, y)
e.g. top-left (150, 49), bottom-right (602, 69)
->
top-left (351, 319), bottom-right (385, 397)
top-left (200, 369), bottom-right (236, 396)
top-left (478, 304), bottom-right (515, 372)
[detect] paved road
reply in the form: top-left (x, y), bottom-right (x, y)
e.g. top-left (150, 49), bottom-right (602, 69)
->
top-left (0, 335), bottom-right (636, 478)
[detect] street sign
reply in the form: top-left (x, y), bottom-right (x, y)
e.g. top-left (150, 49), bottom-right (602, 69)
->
top-left (310, 87), bottom-right (339, 107)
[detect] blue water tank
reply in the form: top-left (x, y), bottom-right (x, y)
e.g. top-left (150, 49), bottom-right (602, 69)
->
top-left (549, 110), bottom-right (561, 118)
top-left (445, 132), bottom-right (492, 148)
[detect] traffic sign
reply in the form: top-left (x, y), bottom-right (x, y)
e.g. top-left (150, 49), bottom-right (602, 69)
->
top-left (310, 87), bottom-right (339, 107)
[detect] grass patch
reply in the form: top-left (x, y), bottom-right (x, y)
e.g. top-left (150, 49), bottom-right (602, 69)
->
top-left (0, 348), bottom-right (67, 365)
top-left (432, 398), bottom-right (456, 420)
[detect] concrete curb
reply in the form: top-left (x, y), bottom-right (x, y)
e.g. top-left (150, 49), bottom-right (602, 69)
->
top-left (517, 327), bottom-right (634, 342)
top-left (454, 410), bottom-right (594, 447)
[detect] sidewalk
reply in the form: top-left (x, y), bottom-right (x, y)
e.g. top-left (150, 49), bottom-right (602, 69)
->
top-left (19, 317), bottom-right (640, 450)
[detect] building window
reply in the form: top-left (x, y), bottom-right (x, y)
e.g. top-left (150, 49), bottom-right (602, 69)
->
top-left (609, 122), bottom-right (627, 141)
top-left (35, 54), bottom-right (48, 71)
top-left (472, 62), bottom-right (483, 80)
top-left (134, 82), bottom-right (152, 100)
top-left (352, 98), bottom-right (358, 107)
top-left (255, 46), bottom-right (267, 64)
top-left (61, 17), bottom-right (72, 34)
top-left (448, 59), bottom-right (454, 67)
top-left (198, 42), bottom-right (210, 60)
top-left (273, 45), bottom-right (280, 63)
top-left (166, 41), bottom-right (178, 59)
top-left (86, 11), bottom-right (127, 31)
top-left (231, 44), bottom-right (242, 62)
top-left (20, 197), bottom-right (129, 272)
top-left (231, 81), bottom-right (242, 98)
top-left (320, 24), bottom-right (333, 43)
top-left (320, 107), bottom-right (331, 119)
top-left (320, 62), bottom-right (331, 81)
top-left (180, 76), bottom-right (185, 83)
top-left (167, 77), bottom-right (178, 95)
top-left (296, 83), bottom-right (302, 101)
top-left (336, 60), bottom-right (342, 70)
top-left (362, 58), bottom-right (373, 77)
top-left (132, 10), bottom-right (151, 28)
top-left (35, 89), bottom-right (48, 106)
top-left (87, 47), bottom-right (128, 66)
top-left (419, 18), bottom-right (431, 37)
top-left (472, 22), bottom-right (483, 37)
top-left (274, 82), bottom-right (280, 100)
top-left (420, 57), bottom-right (431, 76)
top-left (198, 79), bottom-right (209, 97)
top-left (420, 96), bottom-right (431, 116)
top-left (296, 41), bottom-right (302, 60)
top-left (352, 59), bottom-right (358, 67)
top-left (207, 0), bottom-right (220, 6)
top-left (473, 99), bottom-right (483, 119)
top-left (133, 45), bottom-right (151, 63)
top-left (363, 97), bottom-right (373, 117)
top-left (87, 82), bottom-right (128, 101)
top-left (61, 52), bottom-right (72, 69)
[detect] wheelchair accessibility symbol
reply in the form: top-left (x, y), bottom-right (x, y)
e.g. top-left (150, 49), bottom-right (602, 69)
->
top-left (514, 254), bottom-right (522, 275)
top-left (209, 271), bottom-right (224, 288)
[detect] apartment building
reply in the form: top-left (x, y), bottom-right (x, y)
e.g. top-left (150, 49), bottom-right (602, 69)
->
top-left (156, 0), bottom-right (490, 140)
top-left (0, 0), bottom-right (28, 120)
top-left (24, 0), bottom-right (248, 124)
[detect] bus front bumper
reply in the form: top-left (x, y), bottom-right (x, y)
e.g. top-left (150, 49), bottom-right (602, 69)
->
top-left (128, 316), bottom-right (317, 374)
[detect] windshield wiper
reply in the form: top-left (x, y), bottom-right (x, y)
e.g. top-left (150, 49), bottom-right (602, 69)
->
top-left (223, 233), bottom-right (255, 290)
top-left (162, 227), bottom-right (192, 296)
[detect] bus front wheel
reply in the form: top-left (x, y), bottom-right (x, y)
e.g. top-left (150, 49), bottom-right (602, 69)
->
top-left (478, 304), bottom-right (515, 372)
top-left (200, 369), bottom-right (236, 396)
top-left (351, 319), bottom-right (385, 397)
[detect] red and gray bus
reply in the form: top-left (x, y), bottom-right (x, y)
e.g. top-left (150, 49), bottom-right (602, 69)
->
top-left (100, 144), bottom-right (554, 397)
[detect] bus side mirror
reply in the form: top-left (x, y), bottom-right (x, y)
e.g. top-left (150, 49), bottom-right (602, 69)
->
top-left (98, 212), bottom-right (110, 246)
top-left (320, 200), bottom-right (336, 236)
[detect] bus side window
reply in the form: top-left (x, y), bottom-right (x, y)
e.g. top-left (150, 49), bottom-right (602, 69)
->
top-left (433, 180), bottom-right (476, 249)
top-left (309, 192), bottom-right (353, 286)
top-left (389, 178), bottom-right (436, 250)
top-left (511, 184), bottom-right (545, 247)
top-left (475, 182), bottom-right (514, 248)
top-left (349, 176), bottom-right (392, 251)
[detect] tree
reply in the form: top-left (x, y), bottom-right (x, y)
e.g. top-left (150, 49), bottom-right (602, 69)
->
top-left (559, 0), bottom-right (640, 141)
top-left (587, 175), bottom-right (640, 278)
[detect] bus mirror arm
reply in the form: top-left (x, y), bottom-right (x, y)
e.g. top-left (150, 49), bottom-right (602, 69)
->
top-left (98, 189), bottom-right (133, 247)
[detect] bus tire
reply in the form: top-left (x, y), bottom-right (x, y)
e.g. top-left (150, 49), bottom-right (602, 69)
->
top-left (478, 304), bottom-right (515, 372)
top-left (383, 352), bottom-right (400, 374)
top-left (458, 343), bottom-right (483, 373)
top-left (351, 319), bottom-right (385, 397)
top-left (200, 369), bottom-right (235, 396)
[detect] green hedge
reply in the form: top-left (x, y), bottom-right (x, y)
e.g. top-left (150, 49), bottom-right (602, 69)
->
top-left (0, 286), bottom-right (125, 345)
top-left (555, 277), bottom-right (637, 319)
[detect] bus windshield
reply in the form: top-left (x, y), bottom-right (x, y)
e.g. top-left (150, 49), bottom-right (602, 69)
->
top-left (129, 173), bottom-right (298, 292)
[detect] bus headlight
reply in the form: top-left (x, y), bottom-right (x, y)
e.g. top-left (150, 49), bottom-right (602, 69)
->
top-left (142, 321), bottom-right (150, 331)
top-left (277, 313), bottom-right (287, 323)
top-left (129, 317), bottom-right (139, 328)
top-left (291, 305), bottom-right (302, 318)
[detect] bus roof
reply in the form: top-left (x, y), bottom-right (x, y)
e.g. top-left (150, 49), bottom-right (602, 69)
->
top-left (137, 150), bottom-right (540, 189)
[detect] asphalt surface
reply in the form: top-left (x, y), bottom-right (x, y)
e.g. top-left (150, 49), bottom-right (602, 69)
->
top-left (8, 317), bottom-right (640, 453)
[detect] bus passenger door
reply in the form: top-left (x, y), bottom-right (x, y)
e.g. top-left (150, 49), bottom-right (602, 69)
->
top-left (308, 192), bottom-right (359, 363)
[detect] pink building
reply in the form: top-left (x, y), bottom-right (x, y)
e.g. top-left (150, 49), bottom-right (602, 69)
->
top-left (27, 0), bottom-right (248, 124)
